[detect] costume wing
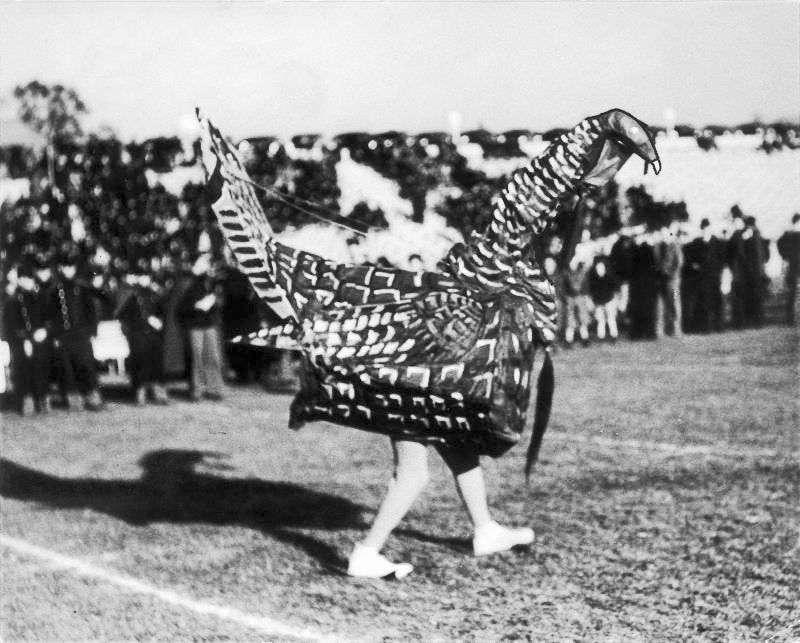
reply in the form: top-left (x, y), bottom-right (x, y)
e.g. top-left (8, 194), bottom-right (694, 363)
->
top-left (197, 110), bottom-right (299, 322)
top-left (302, 291), bottom-right (486, 369)
top-left (232, 286), bottom-right (489, 372)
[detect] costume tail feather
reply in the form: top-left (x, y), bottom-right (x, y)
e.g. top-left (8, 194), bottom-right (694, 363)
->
top-left (525, 349), bottom-right (554, 483)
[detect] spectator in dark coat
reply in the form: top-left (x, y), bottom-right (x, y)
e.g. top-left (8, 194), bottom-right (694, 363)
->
top-left (160, 255), bottom-right (193, 380)
top-left (2, 259), bottom-right (52, 414)
top-left (45, 248), bottom-right (104, 410)
top-left (729, 214), bottom-right (768, 328)
top-left (681, 230), bottom-right (704, 333)
top-left (178, 253), bottom-right (225, 401)
top-left (682, 219), bottom-right (726, 333)
top-left (777, 213), bottom-right (800, 326)
top-left (609, 232), bottom-right (635, 330)
top-left (221, 266), bottom-right (264, 382)
top-left (33, 252), bottom-right (58, 393)
top-left (115, 260), bottom-right (169, 405)
top-left (628, 234), bottom-right (659, 339)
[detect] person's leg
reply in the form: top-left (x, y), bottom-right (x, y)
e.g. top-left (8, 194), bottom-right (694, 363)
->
top-left (577, 297), bottom-right (590, 345)
top-left (661, 280), bottom-right (673, 335)
top-left (361, 440), bottom-right (429, 551)
top-left (437, 445), bottom-right (534, 556)
top-left (348, 440), bottom-right (428, 578)
top-left (141, 333), bottom-right (158, 399)
top-left (692, 282), bottom-right (706, 333)
top-left (564, 299), bottom-right (577, 345)
top-left (202, 326), bottom-right (225, 398)
top-left (606, 301), bottom-right (619, 340)
top-left (752, 279), bottom-right (764, 328)
top-left (787, 276), bottom-right (798, 326)
top-left (707, 276), bottom-right (723, 331)
top-left (595, 305), bottom-right (607, 340)
top-left (617, 282), bottom-right (629, 331)
top-left (127, 332), bottom-right (147, 404)
top-left (10, 347), bottom-right (33, 415)
top-left (73, 334), bottom-right (102, 409)
top-left (669, 277), bottom-right (681, 336)
top-left (654, 280), bottom-right (666, 337)
top-left (150, 333), bottom-right (169, 404)
top-left (731, 279), bottom-right (745, 329)
top-left (56, 340), bottom-right (81, 410)
top-left (33, 340), bottom-right (53, 412)
top-left (188, 329), bottom-right (204, 400)
top-left (30, 342), bottom-right (50, 411)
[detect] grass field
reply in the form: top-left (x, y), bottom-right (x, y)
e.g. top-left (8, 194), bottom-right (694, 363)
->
top-left (1, 327), bottom-right (798, 642)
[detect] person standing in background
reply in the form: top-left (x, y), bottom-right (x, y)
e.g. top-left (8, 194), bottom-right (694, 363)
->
top-left (777, 213), bottom-right (800, 326)
top-left (628, 233), bottom-right (659, 340)
top-left (33, 251), bottom-right (57, 397)
top-left (654, 224), bottom-right (683, 337)
top-left (45, 246), bottom-right (104, 411)
top-left (160, 253), bottom-right (193, 382)
top-left (729, 215), bottom-right (768, 328)
top-left (2, 257), bottom-right (52, 415)
top-left (178, 253), bottom-right (225, 401)
top-left (682, 219), bottom-right (726, 333)
top-left (609, 232), bottom-right (635, 334)
top-left (704, 223), bottom-right (728, 332)
top-left (588, 256), bottom-right (619, 342)
top-left (115, 259), bottom-right (170, 405)
top-left (681, 227), bottom-right (705, 333)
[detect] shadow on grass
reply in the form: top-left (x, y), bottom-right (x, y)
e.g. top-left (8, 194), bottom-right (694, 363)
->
top-left (0, 450), bottom-right (371, 569)
top-left (88, 380), bottom-right (194, 404)
top-left (394, 528), bottom-right (471, 554)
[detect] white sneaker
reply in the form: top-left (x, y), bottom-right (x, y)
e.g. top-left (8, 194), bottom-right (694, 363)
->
top-left (473, 521), bottom-right (535, 556)
top-left (347, 544), bottom-right (413, 579)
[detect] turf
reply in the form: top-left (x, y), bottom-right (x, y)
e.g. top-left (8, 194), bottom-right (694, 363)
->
top-left (1, 327), bottom-right (798, 642)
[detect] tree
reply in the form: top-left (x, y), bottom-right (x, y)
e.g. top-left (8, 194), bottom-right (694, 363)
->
top-left (13, 81), bottom-right (88, 184)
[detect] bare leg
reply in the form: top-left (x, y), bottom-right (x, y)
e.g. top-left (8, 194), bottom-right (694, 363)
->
top-left (438, 444), bottom-right (535, 556)
top-left (361, 440), bottom-right (429, 550)
top-left (348, 440), bottom-right (427, 578)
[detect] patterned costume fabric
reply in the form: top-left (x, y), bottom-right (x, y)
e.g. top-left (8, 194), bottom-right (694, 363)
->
top-left (198, 109), bottom-right (659, 459)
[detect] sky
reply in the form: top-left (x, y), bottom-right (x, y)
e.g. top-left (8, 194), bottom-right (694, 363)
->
top-left (1, 1), bottom-right (798, 141)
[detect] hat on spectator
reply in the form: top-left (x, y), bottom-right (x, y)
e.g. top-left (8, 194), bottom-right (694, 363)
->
top-left (34, 250), bottom-right (54, 270)
top-left (17, 256), bottom-right (37, 279)
top-left (57, 244), bottom-right (81, 266)
top-left (113, 257), bottom-right (130, 277)
top-left (130, 257), bottom-right (150, 276)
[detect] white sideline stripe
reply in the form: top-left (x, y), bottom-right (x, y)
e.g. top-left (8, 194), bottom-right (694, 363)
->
top-left (546, 431), bottom-right (794, 459)
top-left (0, 534), bottom-right (343, 643)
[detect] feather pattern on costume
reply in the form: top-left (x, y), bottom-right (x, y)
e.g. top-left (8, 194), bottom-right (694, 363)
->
top-left (199, 108), bottom-right (659, 458)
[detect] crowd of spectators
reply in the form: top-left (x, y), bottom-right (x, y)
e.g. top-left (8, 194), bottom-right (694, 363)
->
top-left (1, 240), bottom-right (265, 415)
top-left (2, 126), bottom-right (798, 416)
top-left (544, 208), bottom-right (795, 349)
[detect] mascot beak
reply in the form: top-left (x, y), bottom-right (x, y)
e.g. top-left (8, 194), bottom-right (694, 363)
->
top-left (583, 109), bottom-right (661, 186)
